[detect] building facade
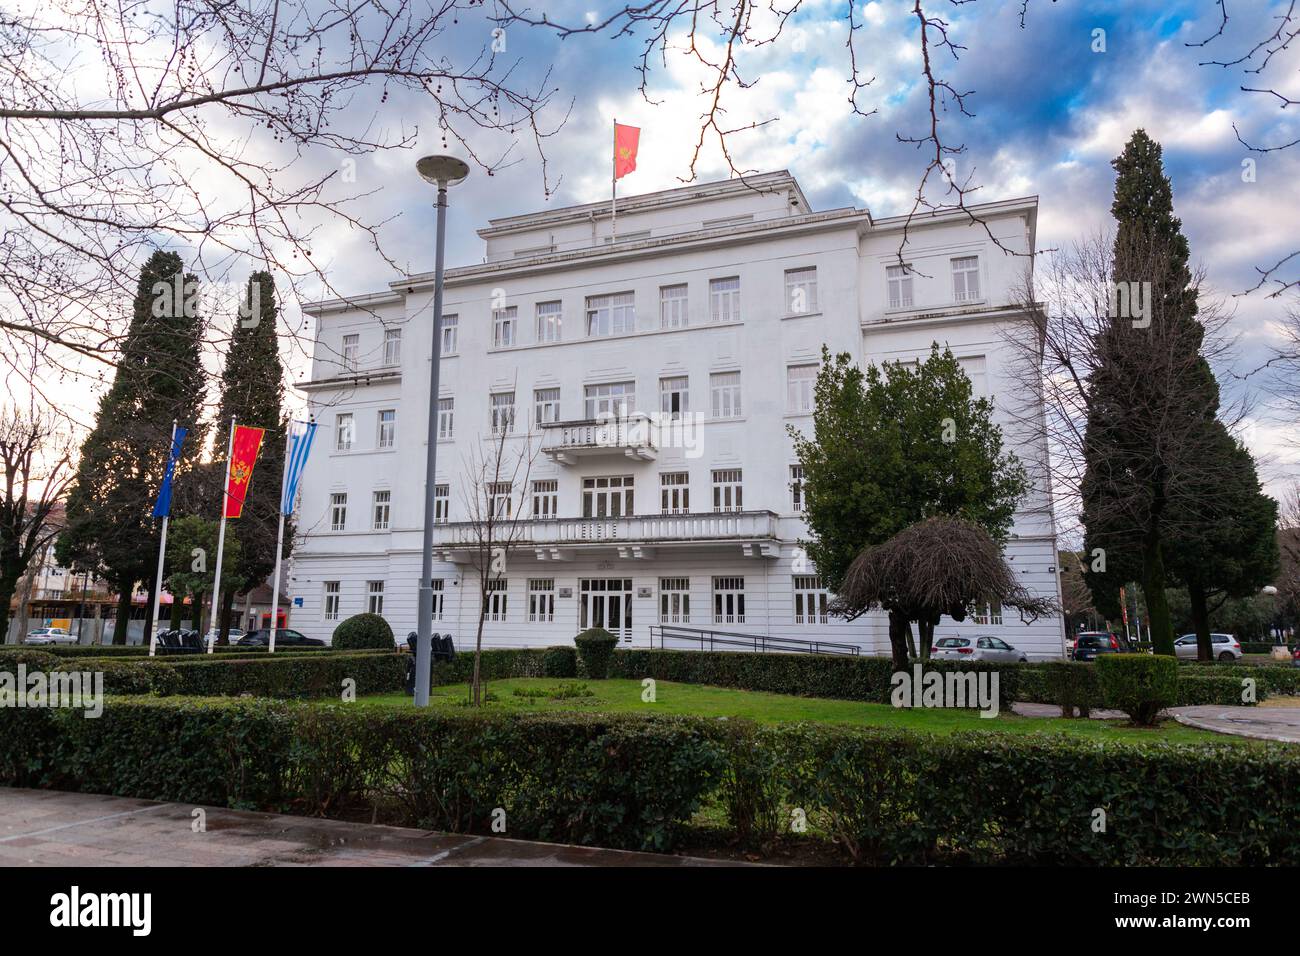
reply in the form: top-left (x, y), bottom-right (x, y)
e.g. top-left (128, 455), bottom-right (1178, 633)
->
top-left (293, 171), bottom-right (1066, 657)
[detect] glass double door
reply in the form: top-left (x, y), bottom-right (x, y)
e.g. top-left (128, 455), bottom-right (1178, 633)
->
top-left (579, 578), bottom-right (633, 641)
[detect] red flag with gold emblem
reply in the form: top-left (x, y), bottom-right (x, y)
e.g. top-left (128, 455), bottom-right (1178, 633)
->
top-left (614, 123), bottom-right (640, 180)
top-left (224, 425), bottom-right (265, 518)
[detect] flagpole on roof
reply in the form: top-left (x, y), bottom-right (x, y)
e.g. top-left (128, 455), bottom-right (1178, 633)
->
top-left (148, 420), bottom-right (178, 658)
top-left (209, 416), bottom-right (236, 654)
top-left (611, 117), bottom-right (617, 243)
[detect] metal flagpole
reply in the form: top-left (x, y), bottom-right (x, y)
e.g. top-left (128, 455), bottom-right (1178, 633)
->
top-left (209, 416), bottom-right (236, 655)
top-left (148, 420), bottom-right (177, 658)
top-left (268, 422), bottom-right (295, 654)
top-left (611, 118), bottom-right (617, 242)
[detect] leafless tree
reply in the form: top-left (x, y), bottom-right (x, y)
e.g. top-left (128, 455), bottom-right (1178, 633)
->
top-left (0, 405), bottom-right (74, 641)
top-left (458, 404), bottom-right (540, 706)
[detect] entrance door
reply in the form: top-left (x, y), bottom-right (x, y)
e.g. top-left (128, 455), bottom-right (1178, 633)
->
top-left (579, 578), bottom-right (634, 642)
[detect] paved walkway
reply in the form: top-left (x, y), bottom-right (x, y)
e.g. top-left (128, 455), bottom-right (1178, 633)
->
top-left (1013, 701), bottom-right (1300, 743)
top-left (0, 789), bottom-right (737, 867)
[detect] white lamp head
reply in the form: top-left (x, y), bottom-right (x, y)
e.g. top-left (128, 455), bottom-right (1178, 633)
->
top-left (416, 155), bottom-right (471, 187)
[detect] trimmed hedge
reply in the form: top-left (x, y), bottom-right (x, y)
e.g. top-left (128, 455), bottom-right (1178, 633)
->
top-left (4, 698), bottom-right (1299, 863)
top-left (332, 613), bottom-right (395, 650)
top-left (574, 628), bottom-right (618, 679)
top-left (1097, 655), bottom-right (1178, 725)
top-left (1, 644), bottom-right (367, 657)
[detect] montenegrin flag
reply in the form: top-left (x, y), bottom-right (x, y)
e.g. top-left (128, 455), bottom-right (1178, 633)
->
top-left (224, 424), bottom-right (266, 518)
top-left (614, 123), bottom-right (640, 180)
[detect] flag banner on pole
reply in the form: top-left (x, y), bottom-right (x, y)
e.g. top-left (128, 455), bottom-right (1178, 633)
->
top-left (224, 425), bottom-right (266, 518)
top-left (151, 427), bottom-right (188, 518)
top-left (614, 123), bottom-right (640, 180)
top-left (281, 421), bottom-right (317, 516)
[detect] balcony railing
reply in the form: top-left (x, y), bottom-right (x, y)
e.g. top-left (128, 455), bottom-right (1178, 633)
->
top-left (540, 414), bottom-right (659, 462)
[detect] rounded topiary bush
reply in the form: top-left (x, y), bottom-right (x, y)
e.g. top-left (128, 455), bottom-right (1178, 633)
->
top-left (574, 628), bottom-right (618, 679)
top-left (331, 613), bottom-right (395, 650)
top-left (0, 648), bottom-right (62, 671)
top-left (542, 645), bottom-right (578, 678)
top-left (1097, 653), bottom-right (1178, 725)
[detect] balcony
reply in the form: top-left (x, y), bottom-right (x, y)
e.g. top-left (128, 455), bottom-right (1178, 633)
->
top-left (432, 510), bottom-right (780, 562)
top-left (540, 414), bottom-right (659, 463)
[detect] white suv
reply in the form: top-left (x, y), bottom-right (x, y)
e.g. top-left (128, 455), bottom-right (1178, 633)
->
top-left (1174, 633), bottom-right (1242, 662)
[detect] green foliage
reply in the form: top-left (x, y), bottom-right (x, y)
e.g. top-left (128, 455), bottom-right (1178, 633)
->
top-left (574, 628), bottom-right (619, 679)
top-left (1037, 661), bottom-right (1102, 717)
top-left (790, 344), bottom-right (1027, 594)
top-left (331, 613), bottom-right (395, 650)
top-left (165, 515), bottom-right (242, 601)
top-left (0, 648), bottom-right (62, 670)
top-left (541, 645), bottom-right (578, 678)
top-left (1096, 654), bottom-right (1179, 725)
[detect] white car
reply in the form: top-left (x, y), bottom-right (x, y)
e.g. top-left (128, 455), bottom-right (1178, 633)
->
top-left (1174, 633), bottom-right (1242, 662)
top-left (23, 627), bottom-right (76, 646)
top-left (203, 627), bottom-right (245, 645)
top-left (930, 635), bottom-right (1029, 662)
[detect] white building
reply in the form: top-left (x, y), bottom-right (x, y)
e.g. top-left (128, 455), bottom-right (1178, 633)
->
top-left (292, 170), bottom-right (1066, 658)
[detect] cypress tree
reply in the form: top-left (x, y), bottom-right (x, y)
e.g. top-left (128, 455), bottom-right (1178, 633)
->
top-left (57, 251), bottom-right (207, 643)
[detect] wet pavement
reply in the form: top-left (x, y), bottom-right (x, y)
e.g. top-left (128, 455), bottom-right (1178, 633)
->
top-left (1014, 701), bottom-right (1300, 743)
top-left (0, 789), bottom-right (739, 867)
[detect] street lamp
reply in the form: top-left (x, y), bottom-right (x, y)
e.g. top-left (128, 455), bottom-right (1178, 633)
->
top-left (413, 155), bottom-right (470, 707)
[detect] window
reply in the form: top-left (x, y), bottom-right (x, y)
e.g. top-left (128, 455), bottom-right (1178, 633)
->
top-left (534, 387), bottom-right (561, 426)
top-left (958, 355), bottom-right (988, 398)
top-left (972, 601), bottom-right (1003, 626)
top-left (383, 328), bottom-right (402, 366)
top-left (335, 412), bottom-right (354, 451)
top-left (793, 575), bottom-right (829, 625)
top-left (790, 465), bottom-right (806, 512)
top-left (342, 334), bottom-right (359, 370)
top-left (485, 579), bottom-right (508, 622)
top-left (372, 490), bottom-right (391, 530)
top-left (323, 582), bottom-right (341, 621)
top-left (660, 284), bottom-right (688, 329)
top-left (430, 579), bottom-right (445, 621)
top-left (710, 371), bottom-right (741, 418)
top-left (329, 493), bottom-right (348, 531)
top-left (528, 579), bottom-right (555, 623)
top-left (585, 292), bottom-right (635, 337)
top-left (786, 364), bottom-right (816, 414)
top-left (660, 577), bottom-right (690, 624)
top-left (659, 376), bottom-right (689, 419)
top-left (377, 409), bottom-right (396, 448)
top-left (536, 301), bottom-right (562, 343)
top-left (660, 472), bottom-right (689, 514)
top-left (367, 581), bottom-right (385, 616)
top-left (713, 576), bottom-right (745, 624)
top-left (712, 469), bottom-right (743, 512)
top-left (440, 314), bottom-right (458, 355)
top-left (434, 484), bottom-right (450, 524)
top-left (584, 381), bottom-right (636, 419)
top-left (952, 256), bottom-right (981, 302)
top-left (490, 391), bottom-right (515, 434)
top-left (887, 264), bottom-right (914, 310)
top-left (488, 482), bottom-right (513, 519)
top-left (709, 276), bottom-right (740, 323)
top-left (492, 306), bottom-right (518, 348)
top-left (532, 479), bottom-right (558, 518)
top-left (437, 397), bottom-right (454, 440)
top-left (582, 475), bottom-right (634, 517)
top-left (785, 267), bottom-right (819, 314)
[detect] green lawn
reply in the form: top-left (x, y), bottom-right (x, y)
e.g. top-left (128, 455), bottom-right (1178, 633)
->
top-left (349, 677), bottom-right (1246, 745)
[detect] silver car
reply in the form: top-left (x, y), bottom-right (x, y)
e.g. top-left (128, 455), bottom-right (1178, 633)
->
top-left (1174, 633), bottom-right (1242, 662)
top-left (930, 635), bottom-right (1028, 662)
top-left (23, 627), bottom-right (76, 646)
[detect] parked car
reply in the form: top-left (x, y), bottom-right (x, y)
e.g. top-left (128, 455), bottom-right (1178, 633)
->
top-left (1174, 633), bottom-right (1242, 662)
top-left (1071, 631), bottom-right (1132, 661)
top-left (203, 627), bottom-right (245, 645)
top-left (930, 635), bottom-right (1029, 662)
top-left (235, 628), bottom-right (325, 647)
top-left (1292, 645), bottom-right (1300, 669)
top-left (23, 627), bottom-right (76, 646)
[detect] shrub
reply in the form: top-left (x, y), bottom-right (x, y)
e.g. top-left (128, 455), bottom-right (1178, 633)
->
top-left (331, 613), bottom-right (395, 650)
top-left (74, 659), bottom-right (183, 696)
top-left (0, 648), bottom-right (62, 670)
top-left (574, 628), bottom-right (619, 679)
top-left (1097, 654), bottom-right (1178, 725)
top-left (1035, 661), bottom-right (1101, 717)
top-left (541, 645), bottom-right (577, 678)
top-left (164, 653), bottom-right (405, 698)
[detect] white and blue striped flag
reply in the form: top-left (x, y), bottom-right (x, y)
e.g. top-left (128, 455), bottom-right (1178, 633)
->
top-left (281, 420), bottom-right (317, 515)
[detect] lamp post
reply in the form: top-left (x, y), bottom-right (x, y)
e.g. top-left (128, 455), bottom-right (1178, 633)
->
top-left (413, 155), bottom-right (470, 707)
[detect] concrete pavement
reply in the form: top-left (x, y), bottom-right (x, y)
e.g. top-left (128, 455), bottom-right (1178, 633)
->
top-left (1013, 701), bottom-right (1300, 743)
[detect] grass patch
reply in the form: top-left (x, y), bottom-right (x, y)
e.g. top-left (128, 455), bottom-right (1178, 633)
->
top-left (347, 677), bottom-right (1246, 745)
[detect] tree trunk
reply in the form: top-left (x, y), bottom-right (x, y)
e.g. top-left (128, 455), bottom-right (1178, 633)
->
top-left (917, 618), bottom-right (935, 660)
top-left (217, 587), bottom-right (235, 644)
top-left (111, 584), bottom-right (133, 645)
top-left (471, 608), bottom-right (487, 707)
top-left (0, 567), bottom-right (19, 645)
top-left (1141, 529), bottom-right (1174, 655)
top-left (1188, 580), bottom-right (1214, 661)
top-left (192, 590), bottom-right (205, 633)
top-left (169, 593), bottom-right (184, 629)
top-left (887, 610), bottom-right (910, 671)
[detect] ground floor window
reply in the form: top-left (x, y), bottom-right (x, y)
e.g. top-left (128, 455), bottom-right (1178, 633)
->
top-left (367, 580), bottom-right (385, 616)
top-left (793, 575), bottom-right (828, 625)
top-left (713, 576), bottom-right (745, 625)
top-left (528, 578), bottom-right (555, 623)
top-left (485, 579), bottom-right (508, 622)
top-left (659, 577), bottom-right (690, 624)
top-left (431, 579), bottom-right (445, 622)
top-left (972, 601), bottom-right (1003, 626)
top-left (323, 581), bottom-right (341, 621)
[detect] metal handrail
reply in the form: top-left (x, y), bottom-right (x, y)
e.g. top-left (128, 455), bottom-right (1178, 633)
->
top-left (648, 624), bottom-right (860, 656)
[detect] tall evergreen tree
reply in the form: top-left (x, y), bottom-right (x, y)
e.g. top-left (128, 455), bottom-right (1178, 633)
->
top-left (1080, 130), bottom-right (1222, 655)
top-left (211, 272), bottom-right (287, 642)
top-left (57, 251), bottom-right (206, 643)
